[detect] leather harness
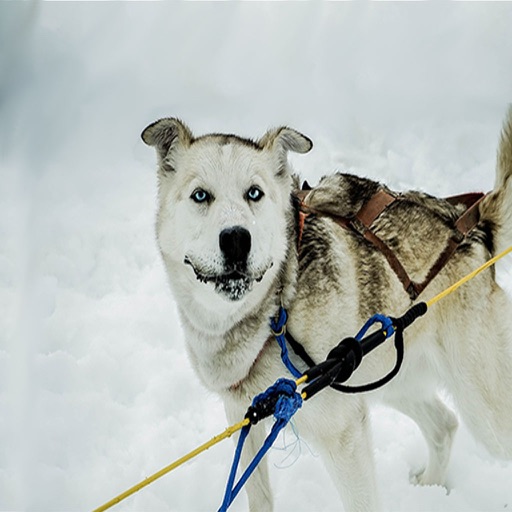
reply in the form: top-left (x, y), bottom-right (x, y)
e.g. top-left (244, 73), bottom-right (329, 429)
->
top-left (295, 184), bottom-right (486, 301)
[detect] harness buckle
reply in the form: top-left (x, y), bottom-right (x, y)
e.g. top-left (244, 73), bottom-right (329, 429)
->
top-left (271, 324), bottom-right (287, 337)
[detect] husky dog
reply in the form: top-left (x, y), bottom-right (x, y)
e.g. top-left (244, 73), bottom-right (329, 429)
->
top-left (141, 110), bottom-right (512, 512)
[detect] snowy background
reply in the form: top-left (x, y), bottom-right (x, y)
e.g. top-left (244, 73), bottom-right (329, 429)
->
top-left (2, 2), bottom-right (512, 511)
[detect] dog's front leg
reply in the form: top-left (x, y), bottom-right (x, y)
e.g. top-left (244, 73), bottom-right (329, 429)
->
top-left (302, 394), bottom-right (380, 512)
top-left (223, 399), bottom-right (274, 512)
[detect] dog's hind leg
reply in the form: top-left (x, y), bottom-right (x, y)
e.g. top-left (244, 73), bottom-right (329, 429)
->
top-left (384, 390), bottom-right (458, 486)
top-left (439, 286), bottom-right (512, 460)
top-left (438, 107), bottom-right (512, 460)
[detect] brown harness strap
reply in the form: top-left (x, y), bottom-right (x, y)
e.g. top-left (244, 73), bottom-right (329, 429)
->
top-left (296, 185), bottom-right (486, 300)
top-left (449, 192), bottom-right (486, 234)
top-left (412, 192), bottom-right (486, 298)
top-left (356, 189), bottom-right (397, 227)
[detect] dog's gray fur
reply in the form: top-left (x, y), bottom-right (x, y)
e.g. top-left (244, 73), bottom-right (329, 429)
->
top-left (142, 108), bottom-right (512, 512)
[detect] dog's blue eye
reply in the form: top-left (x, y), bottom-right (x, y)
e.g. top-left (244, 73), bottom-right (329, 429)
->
top-left (191, 189), bottom-right (210, 203)
top-left (247, 186), bottom-right (264, 202)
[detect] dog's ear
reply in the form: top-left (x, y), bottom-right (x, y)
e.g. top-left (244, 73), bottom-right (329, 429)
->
top-left (259, 127), bottom-right (313, 154)
top-left (141, 118), bottom-right (193, 170)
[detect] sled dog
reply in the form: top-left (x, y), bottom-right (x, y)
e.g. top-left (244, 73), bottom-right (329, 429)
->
top-left (142, 109), bottom-right (512, 512)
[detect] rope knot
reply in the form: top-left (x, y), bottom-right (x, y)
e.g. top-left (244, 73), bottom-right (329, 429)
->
top-left (271, 379), bottom-right (303, 422)
top-left (245, 378), bottom-right (303, 425)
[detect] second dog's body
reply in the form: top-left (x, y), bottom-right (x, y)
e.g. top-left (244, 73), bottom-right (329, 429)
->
top-left (142, 111), bottom-right (512, 511)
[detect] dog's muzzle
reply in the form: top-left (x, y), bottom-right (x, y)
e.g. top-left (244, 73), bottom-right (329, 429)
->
top-left (184, 226), bottom-right (275, 301)
top-left (219, 226), bottom-right (251, 268)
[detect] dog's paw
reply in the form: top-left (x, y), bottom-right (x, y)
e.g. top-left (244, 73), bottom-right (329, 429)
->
top-left (409, 467), bottom-right (448, 489)
top-left (409, 467), bottom-right (444, 486)
top-left (409, 466), bottom-right (425, 485)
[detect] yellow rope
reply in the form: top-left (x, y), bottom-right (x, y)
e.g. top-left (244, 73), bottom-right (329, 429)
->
top-left (426, 246), bottom-right (512, 307)
top-left (295, 374), bottom-right (308, 386)
top-left (92, 418), bottom-right (250, 512)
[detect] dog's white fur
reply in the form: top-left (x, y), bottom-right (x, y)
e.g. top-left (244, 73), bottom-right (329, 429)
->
top-left (142, 110), bottom-right (512, 512)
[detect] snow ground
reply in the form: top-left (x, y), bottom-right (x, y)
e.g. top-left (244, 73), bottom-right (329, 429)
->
top-left (1, 2), bottom-right (512, 511)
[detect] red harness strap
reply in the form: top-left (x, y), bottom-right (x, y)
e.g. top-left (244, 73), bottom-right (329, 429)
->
top-left (296, 186), bottom-right (486, 300)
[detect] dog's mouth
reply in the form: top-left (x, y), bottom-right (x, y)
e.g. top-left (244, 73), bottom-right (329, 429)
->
top-left (184, 257), bottom-right (270, 301)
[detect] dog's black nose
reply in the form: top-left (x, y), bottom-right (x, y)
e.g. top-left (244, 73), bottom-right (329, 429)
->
top-left (219, 226), bottom-right (251, 266)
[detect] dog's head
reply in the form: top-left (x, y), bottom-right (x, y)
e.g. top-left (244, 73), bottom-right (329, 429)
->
top-left (142, 118), bottom-right (312, 304)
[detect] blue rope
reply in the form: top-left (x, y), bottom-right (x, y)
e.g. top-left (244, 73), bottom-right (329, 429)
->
top-left (270, 307), bottom-right (303, 378)
top-left (218, 424), bottom-right (250, 512)
top-left (355, 313), bottom-right (395, 341)
top-left (218, 378), bottom-right (303, 512)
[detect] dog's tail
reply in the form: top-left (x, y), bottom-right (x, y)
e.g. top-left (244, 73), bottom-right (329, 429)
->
top-left (480, 106), bottom-right (512, 255)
